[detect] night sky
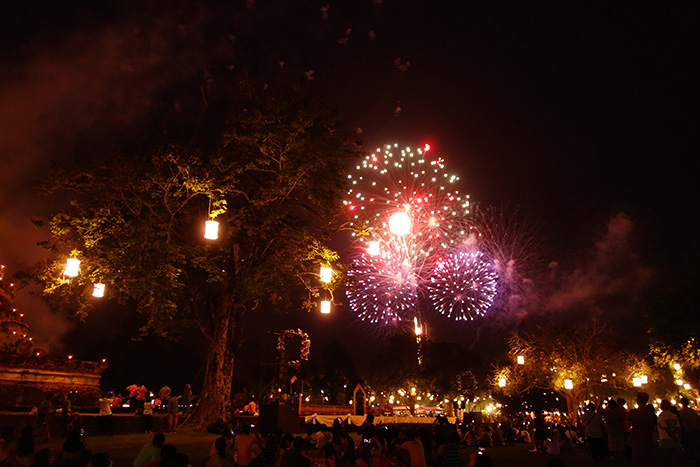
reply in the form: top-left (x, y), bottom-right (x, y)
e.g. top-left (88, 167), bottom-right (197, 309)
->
top-left (0, 1), bottom-right (697, 392)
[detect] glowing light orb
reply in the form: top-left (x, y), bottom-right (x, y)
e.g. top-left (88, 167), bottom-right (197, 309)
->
top-left (564, 379), bottom-right (573, 390)
top-left (64, 258), bottom-right (80, 277)
top-left (498, 377), bottom-right (506, 388)
top-left (92, 283), bottom-right (105, 298)
top-left (389, 211), bottom-right (411, 236)
top-left (517, 355), bottom-right (525, 365)
top-left (633, 377), bottom-right (642, 387)
top-left (427, 250), bottom-right (497, 320)
top-left (204, 220), bottom-right (219, 240)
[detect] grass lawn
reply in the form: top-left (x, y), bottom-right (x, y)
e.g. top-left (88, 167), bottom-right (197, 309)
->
top-left (39, 431), bottom-right (622, 467)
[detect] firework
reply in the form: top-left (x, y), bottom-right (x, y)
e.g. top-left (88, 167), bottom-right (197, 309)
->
top-left (345, 144), bottom-right (471, 254)
top-left (345, 249), bottom-right (419, 327)
top-left (427, 250), bottom-right (498, 320)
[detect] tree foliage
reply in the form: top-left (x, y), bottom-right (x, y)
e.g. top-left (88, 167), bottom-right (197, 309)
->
top-left (32, 91), bottom-right (358, 426)
top-left (492, 319), bottom-right (656, 418)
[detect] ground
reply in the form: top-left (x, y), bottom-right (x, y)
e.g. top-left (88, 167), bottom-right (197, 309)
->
top-left (38, 430), bottom-right (633, 467)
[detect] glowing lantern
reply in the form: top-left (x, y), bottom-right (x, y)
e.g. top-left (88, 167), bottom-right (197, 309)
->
top-left (204, 220), bottom-right (219, 240)
top-left (517, 355), bottom-right (525, 365)
top-left (641, 375), bottom-right (648, 384)
top-left (674, 363), bottom-right (682, 371)
top-left (320, 266), bottom-right (332, 283)
top-left (320, 300), bottom-right (331, 314)
top-left (367, 241), bottom-right (380, 256)
top-left (498, 377), bottom-right (506, 388)
top-left (564, 379), bottom-right (573, 390)
top-left (684, 383), bottom-right (691, 390)
top-left (677, 379), bottom-right (684, 386)
top-left (633, 377), bottom-right (642, 387)
top-left (92, 283), bottom-right (105, 298)
top-left (389, 211), bottom-right (411, 236)
top-left (64, 258), bottom-right (80, 277)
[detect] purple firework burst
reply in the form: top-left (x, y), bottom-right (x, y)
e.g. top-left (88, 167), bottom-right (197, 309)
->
top-left (428, 250), bottom-right (498, 320)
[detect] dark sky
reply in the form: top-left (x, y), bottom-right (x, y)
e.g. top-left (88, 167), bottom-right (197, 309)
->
top-left (0, 1), bottom-right (697, 392)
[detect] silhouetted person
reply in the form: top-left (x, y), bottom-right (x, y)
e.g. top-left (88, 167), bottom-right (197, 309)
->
top-left (628, 391), bottom-right (657, 467)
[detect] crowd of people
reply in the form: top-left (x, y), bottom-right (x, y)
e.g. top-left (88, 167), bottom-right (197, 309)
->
top-left (3, 390), bottom-right (700, 467)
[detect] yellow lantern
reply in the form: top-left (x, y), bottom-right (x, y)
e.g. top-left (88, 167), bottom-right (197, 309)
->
top-left (92, 283), bottom-right (105, 298)
top-left (320, 300), bottom-right (331, 314)
top-left (64, 258), bottom-right (80, 277)
top-left (564, 379), bottom-right (573, 390)
top-left (320, 266), bottom-right (332, 283)
top-left (633, 377), bottom-right (642, 387)
top-left (517, 355), bottom-right (525, 365)
top-left (641, 375), bottom-right (648, 384)
top-left (498, 377), bottom-right (506, 388)
top-left (204, 220), bottom-right (219, 240)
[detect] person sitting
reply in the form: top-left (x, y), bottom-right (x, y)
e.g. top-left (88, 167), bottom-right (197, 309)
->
top-left (205, 437), bottom-right (235, 467)
top-left (133, 433), bottom-right (165, 467)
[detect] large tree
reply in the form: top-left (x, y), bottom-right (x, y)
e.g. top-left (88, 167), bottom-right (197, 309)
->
top-left (32, 92), bottom-right (357, 427)
top-left (492, 319), bottom-right (657, 418)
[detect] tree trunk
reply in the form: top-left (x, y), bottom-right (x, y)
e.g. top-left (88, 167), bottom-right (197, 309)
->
top-left (190, 314), bottom-right (235, 429)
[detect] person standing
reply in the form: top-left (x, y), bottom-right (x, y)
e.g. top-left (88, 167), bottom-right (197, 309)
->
top-left (167, 395), bottom-right (179, 433)
top-left (158, 386), bottom-right (171, 413)
top-left (603, 399), bottom-right (625, 460)
top-left (582, 402), bottom-right (605, 462)
top-left (97, 392), bottom-right (115, 436)
top-left (628, 391), bottom-right (657, 467)
top-left (37, 394), bottom-right (54, 442)
top-left (679, 397), bottom-right (700, 463)
top-left (658, 399), bottom-right (682, 467)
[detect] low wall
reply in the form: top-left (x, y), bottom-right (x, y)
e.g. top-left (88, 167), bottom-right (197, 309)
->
top-left (0, 412), bottom-right (174, 436)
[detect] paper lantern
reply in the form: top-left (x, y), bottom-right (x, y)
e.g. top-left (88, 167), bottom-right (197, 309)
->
top-left (517, 355), bottom-right (525, 365)
top-left (320, 300), bottom-right (331, 314)
top-left (367, 241), bottom-right (380, 256)
top-left (204, 220), bottom-right (219, 240)
top-left (498, 377), bottom-right (506, 388)
top-left (64, 258), bottom-right (80, 277)
top-left (388, 211), bottom-right (411, 236)
top-left (633, 377), bottom-right (642, 387)
top-left (320, 266), bottom-right (332, 283)
top-left (564, 379), bottom-right (573, 390)
top-left (641, 375), bottom-right (648, 384)
top-left (92, 283), bottom-right (105, 298)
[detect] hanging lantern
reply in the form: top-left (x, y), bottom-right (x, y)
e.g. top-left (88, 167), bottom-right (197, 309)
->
top-left (204, 219), bottom-right (219, 240)
top-left (498, 377), bottom-right (506, 388)
top-left (64, 258), bottom-right (80, 277)
top-left (320, 300), bottom-right (331, 314)
top-left (641, 375), bottom-right (648, 384)
top-left (319, 266), bottom-right (332, 283)
top-left (367, 241), bottom-right (380, 256)
top-left (388, 211), bottom-right (411, 236)
top-left (564, 379), bottom-right (573, 390)
top-left (92, 283), bottom-right (105, 298)
top-left (633, 377), bottom-right (642, 387)
top-left (517, 355), bottom-right (525, 365)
